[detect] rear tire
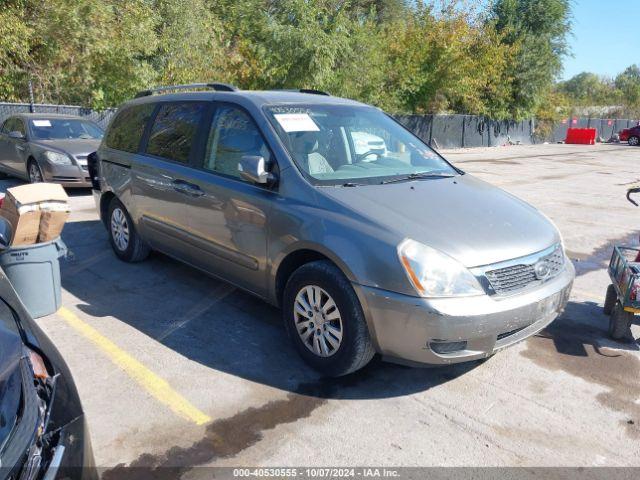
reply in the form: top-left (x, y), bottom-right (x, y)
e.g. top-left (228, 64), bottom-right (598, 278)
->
top-left (603, 284), bottom-right (617, 315)
top-left (282, 260), bottom-right (375, 376)
top-left (629, 136), bottom-right (640, 146)
top-left (609, 302), bottom-right (633, 341)
top-left (107, 197), bottom-right (150, 263)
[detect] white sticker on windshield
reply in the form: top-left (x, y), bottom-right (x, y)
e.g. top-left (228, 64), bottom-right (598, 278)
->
top-left (32, 120), bottom-right (51, 127)
top-left (274, 113), bottom-right (319, 133)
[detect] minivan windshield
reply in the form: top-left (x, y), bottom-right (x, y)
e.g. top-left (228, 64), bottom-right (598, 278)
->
top-left (265, 104), bottom-right (457, 185)
top-left (29, 118), bottom-right (104, 140)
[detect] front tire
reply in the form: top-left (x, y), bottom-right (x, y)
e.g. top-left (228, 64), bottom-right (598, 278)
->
top-left (609, 302), bottom-right (633, 341)
top-left (283, 260), bottom-right (375, 376)
top-left (603, 284), bottom-right (617, 315)
top-left (629, 136), bottom-right (640, 146)
top-left (107, 197), bottom-right (150, 263)
top-left (28, 160), bottom-right (44, 183)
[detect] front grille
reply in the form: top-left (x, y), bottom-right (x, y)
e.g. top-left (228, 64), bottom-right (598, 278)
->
top-left (484, 246), bottom-right (564, 295)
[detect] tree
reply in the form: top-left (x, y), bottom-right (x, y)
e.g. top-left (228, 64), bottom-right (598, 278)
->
top-left (489, 0), bottom-right (572, 119)
top-left (152, 0), bottom-right (230, 86)
top-left (386, 3), bottom-right (515, 116)
top-left (558, 72), bottom-right (620, 107)
top-left (615, 65), bottom-right (640, 116)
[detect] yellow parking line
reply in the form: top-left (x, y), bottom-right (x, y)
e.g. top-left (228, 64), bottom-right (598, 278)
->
top-left (58, 307), bottom-right (211, 426)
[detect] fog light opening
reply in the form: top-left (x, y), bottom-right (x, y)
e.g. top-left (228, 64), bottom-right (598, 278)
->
top-left (429, 340), bottom-right (468, 354)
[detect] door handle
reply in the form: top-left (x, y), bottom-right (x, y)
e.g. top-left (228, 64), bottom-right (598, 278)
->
top-left (172, 179), bottom-right (204, 197)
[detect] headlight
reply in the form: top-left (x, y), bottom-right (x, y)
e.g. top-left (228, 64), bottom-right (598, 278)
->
top-left (44, 151), bottom-right (72, 165)
top-left (397, 239), bottom-right (484, 297)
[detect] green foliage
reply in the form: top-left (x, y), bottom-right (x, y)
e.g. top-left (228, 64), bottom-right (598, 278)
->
top-left (489, 0), bottom-right (572, 119)
top-left (556, 65), bottom-right (640, 118)
top-left (558, 72), bottom-right (619, 106)
top-left (615, 65), bottom-right (640, 116)
top-left (5, 0), bottom-right (617, 121)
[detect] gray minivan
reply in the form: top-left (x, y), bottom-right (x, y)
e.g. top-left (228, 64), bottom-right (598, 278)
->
top-left (92, 83), bottom-right (574, 376)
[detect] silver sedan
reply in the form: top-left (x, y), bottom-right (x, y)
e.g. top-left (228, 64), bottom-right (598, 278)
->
top-left (0, 113), bottom-right (103, 187)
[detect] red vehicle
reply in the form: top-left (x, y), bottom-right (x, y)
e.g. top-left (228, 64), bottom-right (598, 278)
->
top-left (619, 124), bottom-right (640, 146)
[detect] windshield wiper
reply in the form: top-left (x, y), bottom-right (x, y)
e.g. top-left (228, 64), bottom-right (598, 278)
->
top-left (380, 172), bottom-right (455, 184)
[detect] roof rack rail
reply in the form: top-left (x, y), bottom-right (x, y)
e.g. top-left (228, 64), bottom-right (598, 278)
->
top-left (134, 82), bottom-right (238, 98)
top-left (272, 88), bottom-right (330, 96)
top-left (299, 88), bottom-right (330, 96)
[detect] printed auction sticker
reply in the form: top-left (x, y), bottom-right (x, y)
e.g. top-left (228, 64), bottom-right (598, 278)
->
top-left (274, 113), bottom-right (320, 133)
top-left (32, 120), bottom-right (52, 127)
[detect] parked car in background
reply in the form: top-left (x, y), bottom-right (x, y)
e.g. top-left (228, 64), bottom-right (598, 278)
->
top-left (619, 124), bottom-right (640, 146)
top-left (92, 84), bottom-right (574, 376)
top-left (0, 114), bottom-right (103, 187)
top-left (351, 130), bottom-right (387, 159)
top-left (0, 271), bottom-right (96, 478)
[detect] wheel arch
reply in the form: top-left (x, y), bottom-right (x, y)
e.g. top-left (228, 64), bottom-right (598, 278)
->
top-left (272, 245), bottom-right (356, 308)
top-left (99, 191), bottom-right (116, 227)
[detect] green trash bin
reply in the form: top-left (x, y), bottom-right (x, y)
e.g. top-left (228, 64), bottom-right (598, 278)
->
top-left (0, 238), bottom-right (67, 318)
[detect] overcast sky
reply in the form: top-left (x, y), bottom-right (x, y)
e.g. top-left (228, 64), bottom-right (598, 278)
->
top-left (562, 0), bottom-right (639, 80)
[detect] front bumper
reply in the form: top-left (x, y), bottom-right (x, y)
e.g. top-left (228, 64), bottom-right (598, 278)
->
top-left (41, 163), bottom-right (91, 188)
top-left (356, 261), bottom-right (575, 366)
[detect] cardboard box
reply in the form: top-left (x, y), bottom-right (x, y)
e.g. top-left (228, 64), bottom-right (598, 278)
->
top-left (0, 183), bottom-right (69, 245)
top-left (1, 208), bottom-right (40, 246)
top-left (38, 202), bottom-right (70, 242)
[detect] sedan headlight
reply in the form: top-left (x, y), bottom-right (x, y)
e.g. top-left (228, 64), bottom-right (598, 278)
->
top-left (44, 151), bottom-right (72, 165)
top-left (397, 239), bottom-right (484, 297)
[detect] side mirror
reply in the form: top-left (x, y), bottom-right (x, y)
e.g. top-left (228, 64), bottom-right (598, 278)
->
top-left (238, 155), bottom-right (276, 185)
top-left (8, 131), bottom-right (25, 140)
top-left (0, 217), bottom-right (13, 250)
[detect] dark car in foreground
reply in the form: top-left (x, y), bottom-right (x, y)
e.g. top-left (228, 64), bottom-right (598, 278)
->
top-left (0, 114), bottom-right (103, 187)
top-left (0, 270), bottom-right (96, 479)
top-left (93, 83), bottom-right (574, 376)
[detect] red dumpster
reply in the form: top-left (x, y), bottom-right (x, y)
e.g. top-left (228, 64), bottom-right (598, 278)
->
top-left (565, 128), bottom-right (597, 145)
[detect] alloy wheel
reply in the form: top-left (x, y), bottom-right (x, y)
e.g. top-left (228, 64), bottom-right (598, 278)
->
top-left (29, 163), bottom-right (43, 183)
top-left (294, 285), bottom-right (343, 357)
top-left (630, 136), bottom-right (639, 146)
top-left (110, 208), bottom-right (130, 251)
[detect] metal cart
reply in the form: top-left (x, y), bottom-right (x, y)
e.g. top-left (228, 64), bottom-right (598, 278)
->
top-left (603, 187), bottom-right (640, 340)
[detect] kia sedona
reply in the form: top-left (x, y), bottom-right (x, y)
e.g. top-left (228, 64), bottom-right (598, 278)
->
top-left (91, 83), bottom-right (574, 376)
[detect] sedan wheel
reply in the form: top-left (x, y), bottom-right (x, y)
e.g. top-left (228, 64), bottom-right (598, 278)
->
top-left (29, 162), bottom-right (44, 183)
top-left (629, 136), bottom-right (640, 146)
top-left (294, 285), bottom-right (343, 357)
top-left (110, 207), bottom-right (130, 252)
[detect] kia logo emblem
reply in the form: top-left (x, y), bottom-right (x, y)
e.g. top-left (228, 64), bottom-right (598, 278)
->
top-left (534, 260), bottom-right (551, 280)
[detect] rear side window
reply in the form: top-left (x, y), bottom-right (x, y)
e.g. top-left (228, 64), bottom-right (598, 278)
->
top-left (105, 104), bottom-right (155, 153)
top-left (145, 102), bottom-right (206, 163)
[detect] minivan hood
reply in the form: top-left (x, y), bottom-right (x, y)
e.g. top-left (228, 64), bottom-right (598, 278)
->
top-left (32, 139), bottom-right (100, 157)
top-left (321, 174), bottom-right (560, 268)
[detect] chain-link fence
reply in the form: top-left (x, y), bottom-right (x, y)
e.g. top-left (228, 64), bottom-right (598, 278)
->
top-left (1, 101), bottom-right (638, 149)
